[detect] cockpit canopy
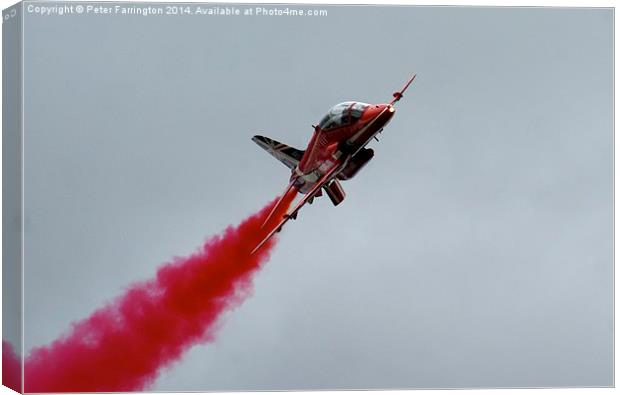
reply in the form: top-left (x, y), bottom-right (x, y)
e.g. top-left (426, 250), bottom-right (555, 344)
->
top-left (318, 101), bottom-right (370, 131)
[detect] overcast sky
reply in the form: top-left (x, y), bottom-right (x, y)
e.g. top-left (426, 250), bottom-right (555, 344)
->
top-left (18, 4), bottom-right (613, 389)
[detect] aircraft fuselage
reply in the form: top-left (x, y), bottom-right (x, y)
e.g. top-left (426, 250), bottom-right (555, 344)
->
top-left (291, 102), bottom-right (395, 194)
top-left (249, 74), bottom-right (416, 254)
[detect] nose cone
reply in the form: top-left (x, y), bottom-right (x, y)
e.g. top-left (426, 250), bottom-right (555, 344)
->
top-left (362, 103), bottom-right (395, 121)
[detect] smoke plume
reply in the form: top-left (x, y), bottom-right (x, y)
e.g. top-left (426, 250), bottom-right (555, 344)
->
top-left (16, 192), bottom-right (295, 392)
top-left (2, 341), bottom-right (21, 392)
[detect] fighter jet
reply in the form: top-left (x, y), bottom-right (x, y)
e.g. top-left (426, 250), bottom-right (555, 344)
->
top-left (251, 74), bottom-right (416, 253)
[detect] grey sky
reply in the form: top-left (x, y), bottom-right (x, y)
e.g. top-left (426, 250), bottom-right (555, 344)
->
top-left (18, 3), bottom-right (612, 389)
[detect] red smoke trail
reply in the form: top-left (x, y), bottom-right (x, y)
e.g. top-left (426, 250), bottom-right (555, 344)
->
top-left (21, 191), bottom-right (296, 392)
top-left (2, 341), bottom-right (21, 393)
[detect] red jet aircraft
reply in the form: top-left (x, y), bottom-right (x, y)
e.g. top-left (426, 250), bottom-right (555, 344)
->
top-left (251, 74), bottom-right (416, 253)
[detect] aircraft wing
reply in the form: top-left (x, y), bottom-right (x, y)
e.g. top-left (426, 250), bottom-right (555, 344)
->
top-left (251, 165), bottom-right (341, 254)
top-left (252, 135), bottom-right (305, 170)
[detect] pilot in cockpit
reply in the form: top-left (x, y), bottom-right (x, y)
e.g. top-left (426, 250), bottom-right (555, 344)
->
top-left (318, 102), bottom-right (370, 131)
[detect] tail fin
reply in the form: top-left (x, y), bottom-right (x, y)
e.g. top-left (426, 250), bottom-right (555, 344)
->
top-left (252, 135), bottom-right (304, 169)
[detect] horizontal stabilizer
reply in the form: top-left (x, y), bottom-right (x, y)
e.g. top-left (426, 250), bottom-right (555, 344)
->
top-left (252, 135), bottom-right (304, 169)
